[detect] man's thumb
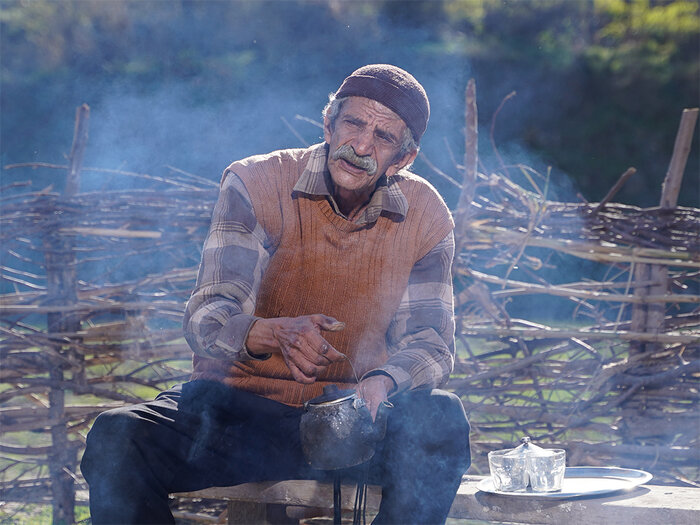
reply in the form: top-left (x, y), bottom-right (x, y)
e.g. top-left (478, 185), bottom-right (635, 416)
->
top-left (314, 315), bottom-right (345, 332)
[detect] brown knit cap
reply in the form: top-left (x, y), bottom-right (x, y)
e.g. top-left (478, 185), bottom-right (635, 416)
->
top-left (335, 64), bottom-right (430, 143)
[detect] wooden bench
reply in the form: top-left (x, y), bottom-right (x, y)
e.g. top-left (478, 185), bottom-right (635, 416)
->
top-left (175, 475), bottom-right (700, 524)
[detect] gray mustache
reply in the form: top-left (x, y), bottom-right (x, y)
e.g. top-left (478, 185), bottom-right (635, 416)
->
top-left (331, 145), bottom-right (377, 176)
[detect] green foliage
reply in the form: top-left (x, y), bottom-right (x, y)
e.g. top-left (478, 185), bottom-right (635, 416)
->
top-left (438, 0), bottom-right (699, 204)
top-left (1, 0), bottom-right (698, 205)
top-left (441, 0), bottom-right (699, 74)
top-left (590, 0), bottom-right (700, 87)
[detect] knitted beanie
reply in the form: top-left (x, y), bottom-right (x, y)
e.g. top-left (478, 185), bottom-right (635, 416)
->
top-left (335, 64), bottom-right (430, 143)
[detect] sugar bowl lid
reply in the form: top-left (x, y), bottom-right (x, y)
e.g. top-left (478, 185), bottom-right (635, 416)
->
top-left (504, 436), bottom-right (553, 457)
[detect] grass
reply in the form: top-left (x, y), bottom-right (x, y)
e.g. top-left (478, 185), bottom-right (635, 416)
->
top-left (0, 503), bottom-right (90, 525)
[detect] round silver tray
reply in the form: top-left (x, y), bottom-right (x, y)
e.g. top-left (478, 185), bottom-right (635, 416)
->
top-left (477, 466), bottom-right (653, 499)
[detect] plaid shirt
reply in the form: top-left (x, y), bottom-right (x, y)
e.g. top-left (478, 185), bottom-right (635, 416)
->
top-left (183, 143), bottom-right (456, 393)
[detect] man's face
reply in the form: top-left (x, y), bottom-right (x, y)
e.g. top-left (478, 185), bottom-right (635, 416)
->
top-left (324, 97), bottom-right (417, 198)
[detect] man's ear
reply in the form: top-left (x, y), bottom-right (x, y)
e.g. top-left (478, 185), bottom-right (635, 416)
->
top-left (386, 149), bottom-right (418, 177)
top-left (323, 115), bottom-right (332, 144)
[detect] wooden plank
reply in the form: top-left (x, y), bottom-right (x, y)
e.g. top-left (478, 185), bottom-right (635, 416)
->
top-left (176, 477), bottom-right (700, 524)
top-left (180, 481), bottom-right (380, 511)
top-left (451, 477), bottom-right (700, 524)
top-left (227, 500), bottom-right (269, 525)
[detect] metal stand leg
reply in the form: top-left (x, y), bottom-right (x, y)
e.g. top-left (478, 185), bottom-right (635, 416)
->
top-left (333, 474), bottom-right (342, 525)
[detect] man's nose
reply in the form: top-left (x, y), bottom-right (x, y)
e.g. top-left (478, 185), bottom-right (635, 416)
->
top-left (352, 129), bottom-right (374, 156)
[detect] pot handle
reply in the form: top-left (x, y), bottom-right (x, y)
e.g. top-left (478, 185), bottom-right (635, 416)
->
top-left (370, 400), bottom-right (393, 441)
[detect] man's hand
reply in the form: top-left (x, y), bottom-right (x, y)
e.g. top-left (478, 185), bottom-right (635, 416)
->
top-left (246, 314), bottom-right (346, 384)
top-left (356, 374), bottom-right (395, 421)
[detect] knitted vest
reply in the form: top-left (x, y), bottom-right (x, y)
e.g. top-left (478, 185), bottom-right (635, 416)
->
top-left (192, 147), bottom-right (453, 406)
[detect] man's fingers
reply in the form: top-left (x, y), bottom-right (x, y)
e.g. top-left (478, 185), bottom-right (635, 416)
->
top-left (358, 384), bottom-right (378, 420)
top-left (271, 316), bottom-right (346, 382)
top-left (290, 366), bottom-right (317, 384)
top-left (324, 321), bottom-right (346, 332)
top-left (311, 314), bottom-right (345, 333)
top-left (283, 353), bottom-right (317, 384)
top-left (285, 345), bottom-right (326, 377)
top-left (273, 327), bottom-right (325, 366)
top-left (369, 401), bottom-right (379, 422)
top-left (356, 376), bottom-right (392, 422)
top-left (296, 336), bottom-right (339, 366)
top-left (321, 344), bottom-right (346, 363)
top-left (303, 334), bottom-right (345, 364)
top-left (297, 329), bottom-right (345, 364)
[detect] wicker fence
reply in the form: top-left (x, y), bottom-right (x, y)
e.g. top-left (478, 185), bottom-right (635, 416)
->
top-left (1, 95), bottom-right (698, 523)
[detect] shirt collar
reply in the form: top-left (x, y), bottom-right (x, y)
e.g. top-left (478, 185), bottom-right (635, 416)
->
top-left (293, 143), bottom-right (409, 225)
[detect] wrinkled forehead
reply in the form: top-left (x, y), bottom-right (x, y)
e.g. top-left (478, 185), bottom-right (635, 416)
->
top-left (340, 96), bottom-right (408, 134)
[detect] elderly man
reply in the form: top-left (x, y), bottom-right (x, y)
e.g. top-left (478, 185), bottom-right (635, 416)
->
top-left (81, 64), bottom-right (470, 524)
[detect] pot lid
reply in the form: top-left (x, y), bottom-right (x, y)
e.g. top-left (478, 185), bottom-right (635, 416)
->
top-left (306, 384), bottom-right (357, 406)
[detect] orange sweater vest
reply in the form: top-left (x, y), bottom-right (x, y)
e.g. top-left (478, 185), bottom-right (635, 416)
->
top-left (192, 147), bottom-right (453, 406)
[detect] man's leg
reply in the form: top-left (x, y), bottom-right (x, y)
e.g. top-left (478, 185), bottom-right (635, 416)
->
top-left (80, 381), bottom-right (312, 524)
top-left (81, 385), bottom-right (196, 524)
top-left (370, 389), bottom-right (470, 525)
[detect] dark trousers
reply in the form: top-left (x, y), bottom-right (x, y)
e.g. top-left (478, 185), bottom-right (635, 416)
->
top-left (81, 380), bottom-right (470, 525)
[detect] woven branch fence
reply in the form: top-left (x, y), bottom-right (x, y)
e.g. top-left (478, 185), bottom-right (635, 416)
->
top-left (1, 89), bottom-right (698, 523)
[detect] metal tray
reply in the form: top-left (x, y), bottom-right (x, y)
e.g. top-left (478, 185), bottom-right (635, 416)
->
top-left (477, 466), bottom-right (653, 499)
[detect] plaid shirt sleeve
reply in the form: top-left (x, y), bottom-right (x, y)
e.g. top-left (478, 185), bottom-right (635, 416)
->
top-left (183, 173), bottom-right (271, 361)
top-left (364, 231), bottom-right (456, 393)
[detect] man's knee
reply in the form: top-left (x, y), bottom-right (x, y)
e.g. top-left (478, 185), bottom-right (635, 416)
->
top-left (394, 389), bottom-right (469, 433)
top-left (390, 389), bottom-right (471, 475)
top-left (81, 407), bottom-right (142, 481)
top-left (426, 389), bottom-right (468, 420)
top-left (388, 389), bottom-right (470, 466)
top-left (87, 407), bottom-right (142, 447)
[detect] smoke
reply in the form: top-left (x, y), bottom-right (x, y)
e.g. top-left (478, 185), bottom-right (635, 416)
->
top-left (0, 0), bottom-right (606, 327)
top-left (80, 82), bottom-right (316, 191)
top-left (0, 0), bottom-right (605, 335)
top-left (1, 1), bottom-right (584, 204)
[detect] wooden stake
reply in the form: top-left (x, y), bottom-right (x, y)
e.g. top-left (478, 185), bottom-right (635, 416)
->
top-left (660, 108), bottom-right (699, 209)
top-left (632, 108), bottom-right (698, 354)
top-left (592, 167), bottom-right (636, 214)
top-left (46, 104), bottom-right (90, 525)
top-left (64, 105), bottom-right (90, 198)
top-left (460, 78), bottom-right (478, 210)
top-left (454, 79), bottom-right (479, 260)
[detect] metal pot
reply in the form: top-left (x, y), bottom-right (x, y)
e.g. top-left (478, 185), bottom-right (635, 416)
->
top-left (300, 384), bottom-right (391, 471)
